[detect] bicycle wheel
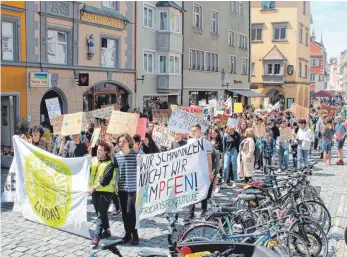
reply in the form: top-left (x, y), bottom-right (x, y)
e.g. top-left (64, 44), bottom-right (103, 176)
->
top-left (302, 186), bottom-right (324, 204)
top-left (288, 218), bottom-right (328, 257)
top-left (297, 200), bottom-right (331, 234)
top-left (285, 232), bottom-right (311, 257)
top-left (181, 224), bottom-right (224, 243)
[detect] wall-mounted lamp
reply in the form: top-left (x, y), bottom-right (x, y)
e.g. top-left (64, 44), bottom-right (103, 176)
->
top-left (137, 75), bottom-right (145, 84)
top-left (222, 82), bottom-right (229, 88)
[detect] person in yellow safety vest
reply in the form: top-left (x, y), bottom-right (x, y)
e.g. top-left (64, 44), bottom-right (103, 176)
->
top-left (88, 141), bottom-right (116, 246)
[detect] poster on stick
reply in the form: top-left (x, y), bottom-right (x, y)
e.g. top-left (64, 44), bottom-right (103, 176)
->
top-left (52, 115), bottom-right (64, 135)
top-left (168, 108), bottom-right (210, 134)
top-left (234, 103), bottom-right (243, 113)
top-left (45, 97), bottom-right (61, 124)
top-left (290, 103), bottom-right (309, 120)
top-left (135, 139), bottom-right (210, 224)
top-left (107, 111), bottom-right (139, 135)
top-left (152, 125), bottom-right (176, 148)
top-left (60, 112), bottom-right (83, 136)
top-left (90, 127), bottom-right (101, 148)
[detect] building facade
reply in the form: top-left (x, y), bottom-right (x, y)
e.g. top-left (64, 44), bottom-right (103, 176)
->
top-left (251, 1), bottom-right (311, 109)
top-left (326, 58), bottom-right (338, 91)
top-left (182, 1), bottom-right (256, 109)
top-left (337, 50), bottom-right (347, 92)
top-left (135, 1), bottom-right (184, 114)
top-left (15, 1), bottom-right (135, 128)
top-left (1, 2), bottom-right (27, 147)
top-left (309, 30), bottom-right (327, 93)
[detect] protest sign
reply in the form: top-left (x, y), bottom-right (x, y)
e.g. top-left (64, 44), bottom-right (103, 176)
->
top-left (227, 118), bottom-right (239, 128)
top-left (60, 112), bottom-right (83, 136)
top-left (290, 103), bottom-right (309, 120)
top-left (136, 118), bottom-right (148, 139)
top-left (90, 127), bottom-right (101, 147)
top-left (216, 111), bottom-right (224, 115)
top-left (234, 103), bottom-right (243, 113)
top-left (152, 125), bottom-right (176, 148)
top-left (92, 106), bottom-right (114, 119)
top-left (168, 108), bottom-right (210, 134)
top-left (45, 97), bottom-right (61, 124)
top-left (107, 111), bottom-right (139, 135)
top-left (135, 139), bottom-right (210, 224)
top-left (101, 103), bottom-right (120, 111)
top-left (279, 127), bottom-right (293, 141)
top-left (12, 136), bottom-right (91, 238)
top-left (152, 109), bottom-right (171, 125)
top-left (52, 115), bottom-right (64, 135)
top-left (171, 105), bottom-right (204, 120)
top-left (254, 123), bottom-right (266, 137)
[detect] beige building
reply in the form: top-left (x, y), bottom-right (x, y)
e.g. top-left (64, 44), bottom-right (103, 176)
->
top-left (24, 1), bottom-right (135, 127)
top-left (182, 1), bottom-right (261, 109)
top-left (251, 1), bottom-right (311, 109)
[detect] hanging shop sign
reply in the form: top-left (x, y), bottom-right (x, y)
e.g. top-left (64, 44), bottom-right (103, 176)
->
top-left (29, 72), bottom-right (51, 88)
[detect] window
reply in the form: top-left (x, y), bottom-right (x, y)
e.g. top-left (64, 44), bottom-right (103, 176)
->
top-left (239, 34), bottom-right (248, 49)
top-left (305, 64), bottom-right (308, 78)
top-left (310, 73), bottom-right (316, 82)
top-left (229, 56), bottom-right (237, 73)
top-left (228, 30), bottom-right (235, 46)
top-left (241, 58), bottom-right (248, 75)
top-left (2, 22), bottom-right (14, 61)
top-left (102, 1), bottom-right (118, 11)
top-left (206, 52), bottom-right (219, 72)
top-left (169, 55), bottom-right (180, 74)
top-left (210, 10), bottom-right (218, 34)
top-left (239, 2), bottom-right (244, 17)
top-left (193, 3), bottom-right (202, 29)
top-left (273, 24), bottom-right (287, 41)
top-left (251, 62), bottom-right (255, 76)
top-left (159, 11), bottom-right (168, 31)
top-left (274, 64), bottom-right (281, 74)
top-left (47, 30), bottom-right (67, 64)
top-left (267, 64), bottom-right (273, 75)
top-left (299, 63), bottom-right (302, 77)
top-left (159, 55), bottom-right (167, 74)
top-left (251, 28), bottom-right (263, 42)
top-left (144, 51), bottom-right (155, 73)
top-left (265, 63), bottom-right (282, 75)
top-left (303, 1), bottom-right (306, 15)
top-left (190, 49), bottom-right (204, 70)
top-left (144, 6), bottom-right (155, 29)
top-left (231, 1), bottom-right (243, 16)
top-left (305, 30), bottom-right (309, 46)
top-left (170, 12), bottom-right (181, 33)
top-left (310, 58), bottom-right (319, 66)
top-left (299, 26), bottom-right (303, 43)
top-left (262, 1), bottom-right (276, 10)
top-left (101, 38), bottom-right (117, 67)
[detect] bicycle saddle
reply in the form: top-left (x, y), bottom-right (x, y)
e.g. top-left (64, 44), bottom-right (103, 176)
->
top-left (138, 251), bottom-right (168, 257)
top-left (243, 189), bottom-right (264, 195)
top-left (209, 211), bottom-right (230, 217)
top-left (221, 206), bottom-right (238, 213)
top-left (99, 238), bottom-right (123, 250)
top-left (238, 194), bottom-right (266, 201)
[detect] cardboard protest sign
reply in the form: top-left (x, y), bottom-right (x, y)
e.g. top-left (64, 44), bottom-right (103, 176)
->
top-left (136, 118), bottom-right (148, 139)
top-left (45, 97), bottom-right (61, 124)
top-left (254, 123), bottom-right (266, 137)
top-left (52, 115), bottom-right (64, 135)
top-left (90, 127), bottom-right (101, 147)
top-left (60, 112), bottom-right (83, 136)
top-left (234, 103), bottom-right (243, 113)
top-left (101, 103), bottom-right (120, 110)
top-left (92, 106), bottom-right (114, 119)
top-left (227, 118), bottom-right (239, 128)
top-left (279, 127), bottom-right (293, 141)
top-left (152, 109), bottom-right (171, 125)
top-left (135, 139), bottom-right (210, 224)
top-left (171, 105), bottom-right (204, 120)
top-left (152, 125), bottom-right (176, 148)
top-left (107, 111), bottom-right (139, 135)
top-left (290, 103), bottom-right (309, 120)
top-left (168, 107), bottom-right (210, 134)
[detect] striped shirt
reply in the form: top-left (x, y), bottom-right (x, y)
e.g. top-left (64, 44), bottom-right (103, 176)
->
top-left (114, 150), bottom-right (138, 192)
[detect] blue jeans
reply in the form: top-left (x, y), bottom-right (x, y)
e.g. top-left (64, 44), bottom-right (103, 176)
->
top-left (297, 149), bottom-right (309, 169)
top-left (223, 149), bottom-right (238, 182)
top-left (278, 144), bottom-right (289, 169)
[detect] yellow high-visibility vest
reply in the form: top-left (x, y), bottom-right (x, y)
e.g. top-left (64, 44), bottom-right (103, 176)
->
top-left (90, 157), bottom-right (115, 193)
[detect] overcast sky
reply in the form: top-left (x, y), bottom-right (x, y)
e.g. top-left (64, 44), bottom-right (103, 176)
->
top-left (311, 1), bottom-right (347, 59)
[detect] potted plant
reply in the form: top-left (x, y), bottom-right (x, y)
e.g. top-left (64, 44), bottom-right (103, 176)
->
top-left (16, 118), bottom-right (30, 135)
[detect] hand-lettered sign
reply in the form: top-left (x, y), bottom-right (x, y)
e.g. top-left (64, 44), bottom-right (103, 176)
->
top-left (60, 112), bottom-right (83, 136)
top-left (45, 98), bottom-right (61, 124)
top-left (171, 105), bottom-right (204, 120)
top-left (152, 109), bottom-right (171, 125)
top-left (106, 111), bottom-right (139, 136)
top-left (136, 118), bottom-right (148, 139)
top-left (152, 125), bottom-right (176, 148)
top-left (90, 127), bottom-right (101, 148)
top-left (168, 108), bottom-right (210, 134)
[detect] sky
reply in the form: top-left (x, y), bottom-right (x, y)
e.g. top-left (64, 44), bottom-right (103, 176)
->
top-left (311, 1), bottom-right (347, 60)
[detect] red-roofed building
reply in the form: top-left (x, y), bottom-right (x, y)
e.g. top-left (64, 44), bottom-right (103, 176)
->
top-left (310, 29), bottom-right (327, 93)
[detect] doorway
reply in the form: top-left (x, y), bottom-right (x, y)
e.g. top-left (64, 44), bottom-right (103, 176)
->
top-left (1, 96), bottom-right (16, 147)
top-left (40, 89), bottom-right (66, 130)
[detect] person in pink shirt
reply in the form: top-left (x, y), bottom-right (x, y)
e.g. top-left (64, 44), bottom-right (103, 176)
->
top-left (334, 115), bottom-right (347, 165)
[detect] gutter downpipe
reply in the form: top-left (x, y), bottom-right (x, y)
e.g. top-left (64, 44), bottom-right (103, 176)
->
top-left (135, 2), bottom-right (138, 100)
top-left (248, 1), bottom-right (251, 106)
top-left (180, 1), bottom-right (184, 105)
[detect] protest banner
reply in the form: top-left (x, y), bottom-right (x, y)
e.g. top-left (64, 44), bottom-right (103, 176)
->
top-left (227, 118), bottom-right (239, 128)
top-left (254, 123), bottom-right (266, 137)
top-left (234, 103), bottom-right (243, 113)
top-left (45, 97), bottom-right (61, 124)
top-left (12, 136), bottom-right (91, 238)
top-left (168, 107), bottom-right (210, 134)
top-left (171, 105), bottom-right (204, 120)
top-left (52, 115), bottom-right (64, 135)
top-left (90, 127), bottom-right (101, 147)
top-left (152, 125), bottom-right (176, 148)
top-left (60, 112), bottom-right (83, 136)
top-left (152, 109), bottom-right (171, 125)
top-left (107, 111), bottom-right (139, 135)
top-left (135, 139), bottom-right (210, 224)
top-left (1, 160), bottom-right (16, 202)
top-left (279, 127), bottom-right (293, 141)
top-left (136, 118), bottom-right (148, 139)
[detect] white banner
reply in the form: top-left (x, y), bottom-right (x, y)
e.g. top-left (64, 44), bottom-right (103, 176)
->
top-left (135, 139), bottom-right (210, 225)
top-left (12, 136), bottom-right (91, 238)
top-left (168, 108), bottom-right (210, 134)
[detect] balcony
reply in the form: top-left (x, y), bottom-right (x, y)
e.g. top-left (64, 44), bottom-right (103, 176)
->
top-left (157, 75), bottom-right (182, 93)
top-left (156, 32), bottom-right (183, 52)
top-left (261, 74), bottom-right (284, 85)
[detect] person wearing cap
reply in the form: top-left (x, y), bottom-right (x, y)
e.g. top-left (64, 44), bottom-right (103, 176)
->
top-left (296, 119), bottom-right (314, 169)
top-left (21, 125), bottom-right (51, 152)
top-left (334, 115), bottom-right (347, 165)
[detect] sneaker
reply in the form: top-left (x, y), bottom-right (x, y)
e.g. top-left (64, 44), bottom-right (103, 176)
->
top-left (102, 228), bottom-right (111, 238)
top-left (122, 233), bottom-right (131, 244)
top-left (277, 169), bottom-right (282, 173)
top-left (336, 160), bottom-right (344, 165)
top-left (91, 236), bottom-right (100, 246)
top-left (108, 205), bottom-right (115, 213)
top-left (113, 209), bottom-right (121, 216)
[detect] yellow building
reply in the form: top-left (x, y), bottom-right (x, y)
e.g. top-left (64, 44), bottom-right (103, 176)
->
top-left (251, 1), bottom-right (311, 109)
top-left (1, 1), bottom-right (27, 147)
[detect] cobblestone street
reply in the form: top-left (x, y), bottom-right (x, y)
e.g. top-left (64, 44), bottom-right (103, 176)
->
top-left (1, 147), bottom-right (347, 257)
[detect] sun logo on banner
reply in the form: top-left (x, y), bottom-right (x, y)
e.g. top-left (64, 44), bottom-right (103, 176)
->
top-left (25, 150), bottom-right (72, 228)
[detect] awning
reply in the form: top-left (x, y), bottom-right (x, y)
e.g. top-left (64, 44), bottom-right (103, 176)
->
top-left (81, 4), bottom-right (130, 24)
top-left (226, 89), bottom-right (266, 98)
top-left (311, 90), bottom-right (335, 98)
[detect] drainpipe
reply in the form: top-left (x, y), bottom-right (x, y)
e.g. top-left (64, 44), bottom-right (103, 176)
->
top-left (134, 2), bottom-right (138, 106)
top-left (248, 1), bottom-right (251, 106)
top-left (180, 2), bottom-right (184, 105)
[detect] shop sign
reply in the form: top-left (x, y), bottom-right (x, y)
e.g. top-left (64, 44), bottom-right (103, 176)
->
top-left (80, 11), bottom-right (125, 29)
top-left (29, 72), bottom-right (51, 88)
top-left (234, 80), bottom-right (242, 84)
